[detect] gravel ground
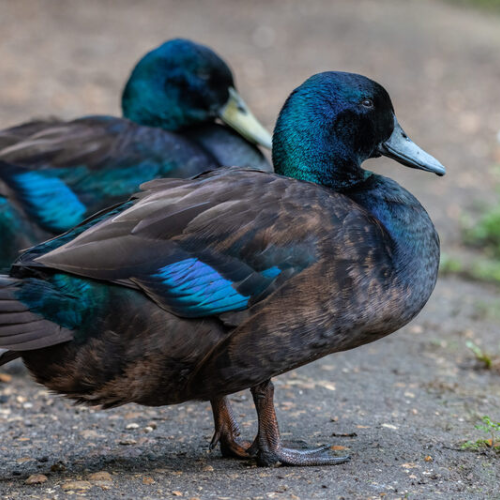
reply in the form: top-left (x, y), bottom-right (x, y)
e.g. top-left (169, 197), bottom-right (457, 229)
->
top-left (1, 1), bottom-right (500, 498)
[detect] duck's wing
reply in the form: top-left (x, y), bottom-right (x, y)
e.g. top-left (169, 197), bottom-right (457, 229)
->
top-left (0, 119), bottom-right (61, 150)
top-left (0, 116), bottom-right (217, 175)
top-left (0, 117), bottom-right (218, 233)
top-left (16, 168), bottom-right (393, 320)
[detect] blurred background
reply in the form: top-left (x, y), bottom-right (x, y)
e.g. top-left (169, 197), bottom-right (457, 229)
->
top-left (1, 1), bottom-right (500, 498)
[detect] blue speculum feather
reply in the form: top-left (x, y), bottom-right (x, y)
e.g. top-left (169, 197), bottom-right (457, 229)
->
top-left (0, 196), bottom-right (19, 226)
top-left (14, 171), bottom-right (86, 233)
top-left (0, 197), bottom-right (21, 265)
top-left (260, 266), bottom-right (282, 279)
top-left (154, 258), bottom-right (250, 316)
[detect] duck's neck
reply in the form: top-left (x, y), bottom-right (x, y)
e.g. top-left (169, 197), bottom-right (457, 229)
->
top-left (272, 106), bottom-right (370, 191)
top-left (278, 154), bottom-right (367, 191)
top-left (347, 173), bottom-right (440, 290)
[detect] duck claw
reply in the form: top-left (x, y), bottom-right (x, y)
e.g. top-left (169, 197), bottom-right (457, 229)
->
top-left (210, 396), bottom-right (255, 459)
top-left (220, 437), bottom-right (255, 459)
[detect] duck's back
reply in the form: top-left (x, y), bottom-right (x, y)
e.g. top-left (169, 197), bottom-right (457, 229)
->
top-left (0, 116), bottom-right (218, 186)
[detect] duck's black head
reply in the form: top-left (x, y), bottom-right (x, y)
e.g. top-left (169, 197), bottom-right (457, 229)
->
top-left (121, 39), bottom-right (271, 148)
top-left (272, 72), bottom-right (445, 191)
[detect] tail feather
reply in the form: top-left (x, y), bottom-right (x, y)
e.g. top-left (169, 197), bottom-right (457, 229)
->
top-left (0, 350), bottom-right (21, 367)
top-left (0, 300), bottom-right (30, 312)
top-left (0, 275), bottom-right (73, 359)
top-left (1, 311), bottom-right (38, 324)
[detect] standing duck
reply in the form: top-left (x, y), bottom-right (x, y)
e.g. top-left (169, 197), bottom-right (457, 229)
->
top-left (0, 71), bottom-right (445, 467)
top-left (0, 39), bottom-right (271, 268)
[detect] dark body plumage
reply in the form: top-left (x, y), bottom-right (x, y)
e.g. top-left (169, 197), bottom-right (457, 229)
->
top-left (0, 72), bottom-right (445, 466)
top-left (0, 39), bottom-right (271, 268)
top-left (6, 169), bottom-right (438, 403)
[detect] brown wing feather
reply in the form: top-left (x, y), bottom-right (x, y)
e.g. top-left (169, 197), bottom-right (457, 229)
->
top-left (29, 169), bottom-right (393, 318)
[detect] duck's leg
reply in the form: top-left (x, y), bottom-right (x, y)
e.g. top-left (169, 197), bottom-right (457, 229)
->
top-left (209, 396), bottom-right (255, 458)
top-left (250, 380), bottom-right (350, 467)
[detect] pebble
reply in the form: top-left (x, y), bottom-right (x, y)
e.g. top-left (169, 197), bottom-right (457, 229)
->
top-left (126, 423), bottom-right (139, 430)
top-left (80, 429), bottom-right (103, 439)
top-left (61, 480), bottom-right (92, 491)
top-left (119, 438), bottom-right (137, 445)
top-left (88, 471), bottom-right (113, 482)
top-left (382, 423), bottom-right (398, 430)
top-left (25, 474), bottom-right (48, 485)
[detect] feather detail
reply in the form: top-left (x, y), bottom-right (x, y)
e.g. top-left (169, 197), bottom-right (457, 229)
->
top-left (2, 165), bottom-right (86, 232)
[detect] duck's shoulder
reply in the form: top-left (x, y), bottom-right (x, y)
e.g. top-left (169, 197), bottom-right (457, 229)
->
top-left (141, 167), bottom-right (356, 203)
top-left (137, 168), bottom-right (376, 232)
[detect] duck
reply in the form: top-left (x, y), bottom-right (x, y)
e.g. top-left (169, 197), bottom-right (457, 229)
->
top-left (0, 38), bottom-right (272, 269)
top-left (0, 71), bottom-right (445, 467)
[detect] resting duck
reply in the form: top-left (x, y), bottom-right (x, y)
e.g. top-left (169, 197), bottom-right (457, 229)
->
top-left (0, 72), bottom-right (445, 467)
top-left (0, 39), bottom-right (271, 268)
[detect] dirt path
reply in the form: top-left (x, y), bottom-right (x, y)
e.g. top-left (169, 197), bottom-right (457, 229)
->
top-left (1, 1), bottom-right (500, 498)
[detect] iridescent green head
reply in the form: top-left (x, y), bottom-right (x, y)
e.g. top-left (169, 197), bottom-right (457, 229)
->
top-left (121, 39), bottom-right (272, 148)
top-left (272, 72), bottom-right (445, 191)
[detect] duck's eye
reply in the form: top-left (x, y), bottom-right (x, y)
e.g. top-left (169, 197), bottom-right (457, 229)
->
top-left (198, 72), bottom-right (211, 81)
top-left (361, 98), bottom-right (374, 109)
